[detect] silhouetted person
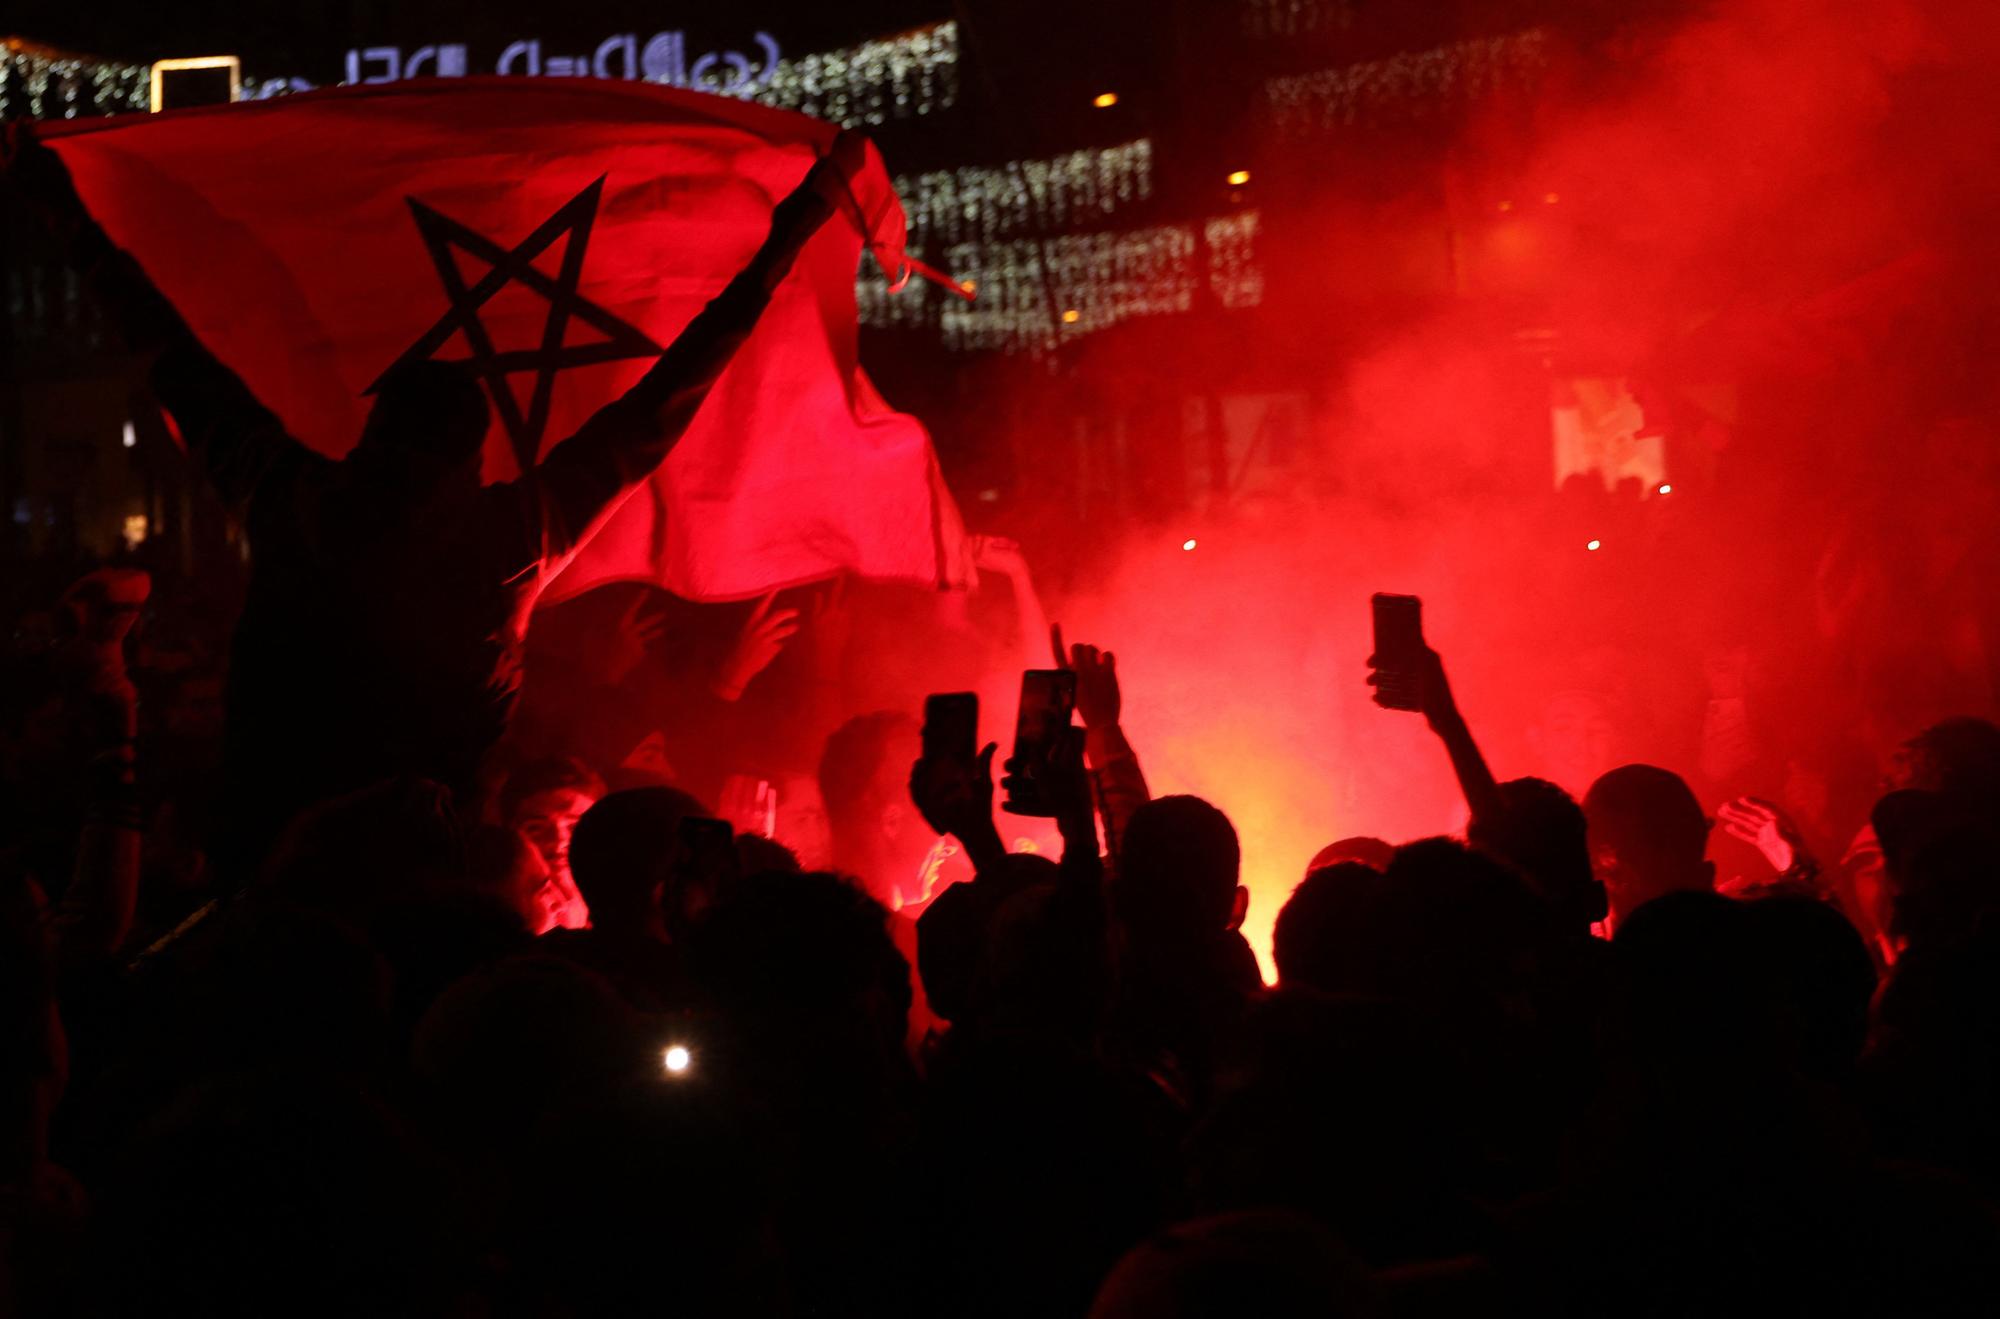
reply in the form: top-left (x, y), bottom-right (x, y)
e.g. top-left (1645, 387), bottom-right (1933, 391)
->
top-left (1511, 890), bottom-right (2000, 1317)
top-left (1371, 638), bottom-right (1605, 934)
top-left (1273, 861), bottom-right (1388, 995)
top-left (1469, 777), bottom-right (1606, 936)
top-left (1184, 990), bottom-right (1486, 1272)
top-left (538, 785), bottom-right (708, 1010)
top-left (1893, 715), bottom-right (2000, 814)
top-left (1304, 836), bottom-right (1395, 873)
top-left (687, 870), bottom-right (917, 1313)
top-left (15, 129), bottom-right (867, 877)
top-left (818, 710), bottom-right (927, 907)
top-left (1740, 892), bottom-right (1877, 1083)
top-left (1583, 763), bottom-right (1714, 927)
top-left (1112, 795), bottom-right (1259, 1105)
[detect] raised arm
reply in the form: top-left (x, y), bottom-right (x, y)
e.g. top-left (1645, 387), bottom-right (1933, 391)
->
top-left (525, 131), bottom-right (867, 562)
top-left (1064, 638), bottom-right (1150, 862)
top-left (1372, 645), bottom-right (1504, 828)
top-left (4, 127), bottom-right (311, 515)
top-left (911, 740), bottom-right (1009, 879)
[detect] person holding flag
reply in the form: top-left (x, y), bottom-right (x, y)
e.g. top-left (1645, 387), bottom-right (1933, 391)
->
top-left (5, 124), bottom-right (869, 877)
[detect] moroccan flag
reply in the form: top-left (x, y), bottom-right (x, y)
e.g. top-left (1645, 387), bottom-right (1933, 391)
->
top-left (35, 78), bottom-right (970, 601)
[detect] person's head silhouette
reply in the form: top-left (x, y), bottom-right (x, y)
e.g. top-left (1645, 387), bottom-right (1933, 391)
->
top-left (568, 786), bottom-right (708, 939)
top-left (358, 360), bottom-right (491, 477)
top-left (1470, 776), bottom-right (1606, 933)
top-left (1584, 764), bottom-right (1712, 925)
top-left (1118, 795), bottom-right (1247, 943)
top-left (1274, 861), bottom-right (1386, 995)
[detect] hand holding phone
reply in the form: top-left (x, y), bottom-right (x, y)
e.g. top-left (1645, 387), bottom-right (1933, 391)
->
top-left (922, 692), bottom-right (979, 763)
top-left (1368, 593), bottom-right (1426, 713)
top-left (1001, 669), bottom-right (1078, 817)
top-left (912, 693), bottom-right (994, 838)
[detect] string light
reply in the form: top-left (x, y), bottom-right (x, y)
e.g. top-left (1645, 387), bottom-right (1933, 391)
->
top-left (1093, 91), bottom-right (1118, 108)
top-left (748, 20), bottom-right (958, 126)
top-left (1265, 28), bottom-right (1550, 135)
top-left (859, 209), bottom-right (1264, 352)
top-left (1227, 169), bottom-right (1251, 186)
top-left (895, 139), bottom-right (1155, 248)
top-left (1205, 211), bottom-right (1265, 309)
top-left (1240, 0), bottom-right (1359, 40)
top-left (0, 37), bottom-right (148, 122)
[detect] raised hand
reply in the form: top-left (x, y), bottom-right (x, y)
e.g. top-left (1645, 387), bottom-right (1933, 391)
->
top-left (1717, 796), bottom-right (1809, 875)
top-left (604, 590), bottom-right (669, 686)
top-left (711, 590), bottom-right (801, 701)
top-left (1371, 639), bottom-right (1501, 825)
top-left (972, 533), bottom-right (1031, 581)
top-left (1368, 644), bottom-right (1461, 734)
top-left (1066, 641), bottom-right (1121, 730)
top-left (910, 740), bottom-right (998, 841)
top-left (805, 127), bottom-right (872, 212)
top-left (717, 773), bottom-right (778, 839)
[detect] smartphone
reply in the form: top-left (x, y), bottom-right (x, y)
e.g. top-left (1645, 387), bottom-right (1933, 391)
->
top-left (1002, 669), bottom-right (1078, 817)
top-left (1370, 593), bottom-right (1425, 712)
top-left (922, 692), bottom-right (979, 763)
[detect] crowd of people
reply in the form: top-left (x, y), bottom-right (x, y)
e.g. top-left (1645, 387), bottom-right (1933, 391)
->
top-left (6, 128), bottom-right (2000, 1318)
top-left (8, 560), bottom-right (2000, 1319)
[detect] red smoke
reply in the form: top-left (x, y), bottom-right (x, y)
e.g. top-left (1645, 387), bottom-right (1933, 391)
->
top-left (1021, 0), bottom-right (2000, 977)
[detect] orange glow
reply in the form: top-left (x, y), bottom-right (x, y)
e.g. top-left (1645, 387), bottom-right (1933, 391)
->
top-left (1227, 169), bottom-right (1251, 186)
top-left (1093, 92), bottom-right (1118, 109)
top-left (1061, 308), bottom-right (1081, 324)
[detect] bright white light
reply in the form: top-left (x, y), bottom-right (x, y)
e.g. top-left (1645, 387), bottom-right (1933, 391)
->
top-left (1586, 539), bottom-right (1602, 551)
top-left (1657, 483), bottom-right (1673, 494)
top-left (121, 421), bottom-right (137, 449)
top-left (1181, 538), bottom-right (1198, 551)
top-left (663, 1045), bottom-right (691, 1074)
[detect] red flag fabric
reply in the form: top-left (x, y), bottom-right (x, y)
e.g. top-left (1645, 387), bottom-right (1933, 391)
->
top-left (38, 78), bottom-right (970, 601)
